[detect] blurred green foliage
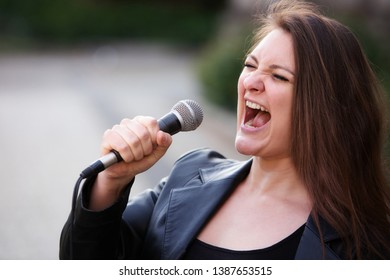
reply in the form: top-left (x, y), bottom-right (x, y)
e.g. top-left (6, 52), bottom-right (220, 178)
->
top-left (0, 0), bottom-right (227, 47)
top-left (196, 30), bottom-right (251, 111)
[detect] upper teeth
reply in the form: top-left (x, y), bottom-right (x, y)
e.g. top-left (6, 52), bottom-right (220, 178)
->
top-left (246, 101), bottom-right (268, 112)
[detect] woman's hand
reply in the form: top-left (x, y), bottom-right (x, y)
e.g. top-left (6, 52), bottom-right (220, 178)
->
top-left (89, 116), bottom-right (172, 211)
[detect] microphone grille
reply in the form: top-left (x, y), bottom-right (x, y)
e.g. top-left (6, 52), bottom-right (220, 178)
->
top-left (172, 100), bottom-right (203, 131)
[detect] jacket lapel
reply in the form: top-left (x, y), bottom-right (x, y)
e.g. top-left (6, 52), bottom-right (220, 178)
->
top-left (295, 215), bottom-right (342, 259)
top-left (162, 160), bottom-right (252, 259)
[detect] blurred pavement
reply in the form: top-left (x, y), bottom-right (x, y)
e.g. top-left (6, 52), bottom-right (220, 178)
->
top-left (0, 43), bottom-right (248, 259)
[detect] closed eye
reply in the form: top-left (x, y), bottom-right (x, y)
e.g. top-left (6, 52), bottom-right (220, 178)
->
top-left (244, 63), bottom-right (256, 69)
top-left (273, 74), bottom-right (289, 82)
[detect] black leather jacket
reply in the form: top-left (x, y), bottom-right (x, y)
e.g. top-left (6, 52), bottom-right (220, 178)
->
top-left (60, 148), bottom-right (346, 259)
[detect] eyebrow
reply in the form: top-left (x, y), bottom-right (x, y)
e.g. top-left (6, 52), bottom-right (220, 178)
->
top-left (269, 64), bottom-right (295, 76)
top-left (246, 54), bottom-right (295, 76)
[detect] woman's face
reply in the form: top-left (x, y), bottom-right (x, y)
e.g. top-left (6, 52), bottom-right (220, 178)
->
top-left (235, 28), bottom-right (295, 160)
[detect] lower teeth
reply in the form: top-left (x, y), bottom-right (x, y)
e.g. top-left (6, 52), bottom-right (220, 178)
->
top-left (245, 120), bottom-right (254, 127)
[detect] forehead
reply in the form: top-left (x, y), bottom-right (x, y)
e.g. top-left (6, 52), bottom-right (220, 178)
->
top-left (250, 28), bottom-right (295, 71)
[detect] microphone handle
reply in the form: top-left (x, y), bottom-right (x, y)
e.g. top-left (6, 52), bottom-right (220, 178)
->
top-left (157, 112), bottom-right (182, 135)
top-left (80, 150), bottom-right (122, 178)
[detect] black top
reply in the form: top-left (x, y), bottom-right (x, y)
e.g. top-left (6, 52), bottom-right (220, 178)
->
top-left (182, 224), bottom-right (305, 260)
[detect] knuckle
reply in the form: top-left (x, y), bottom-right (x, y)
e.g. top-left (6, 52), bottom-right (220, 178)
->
top-left (145, 117), bottom-right (158, 127)
top-left (133, 152), bottom-right (143, 161)
top-left (119, 118), bottom-right (131, 126)
top-left (102, 129), bottom-right (111, 139)
top-left (115, 140), bottom-right (129, 154)
top-left (116, 146), bottom-right (133, 162)
top-left (112, 124), bottom-right (122, 133)
top-left (137, 128), bottom-right (150, 142)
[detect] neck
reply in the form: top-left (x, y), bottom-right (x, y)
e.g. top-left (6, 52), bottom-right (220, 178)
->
top-left (247, 156), bottom-right (308, 199)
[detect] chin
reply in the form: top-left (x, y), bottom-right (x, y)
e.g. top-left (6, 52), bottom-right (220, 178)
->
top-left (235, 134), bottom-right (256, 156)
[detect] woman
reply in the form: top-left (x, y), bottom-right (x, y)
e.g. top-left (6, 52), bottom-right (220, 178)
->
top-left (60, 0), bottom-right (390, 259)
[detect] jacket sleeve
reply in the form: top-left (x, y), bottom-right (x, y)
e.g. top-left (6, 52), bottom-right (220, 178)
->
top-left (59, 148), bottom-right (227, 260)
top-left (59, 175), bottom-right (165, 260)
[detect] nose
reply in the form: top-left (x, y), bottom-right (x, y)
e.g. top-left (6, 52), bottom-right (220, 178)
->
top-left (243, 71), bottom-right (265, 93)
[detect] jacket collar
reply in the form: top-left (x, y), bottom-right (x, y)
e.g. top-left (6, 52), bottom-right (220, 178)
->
top-left (162, 159), bottom-right (252, 259)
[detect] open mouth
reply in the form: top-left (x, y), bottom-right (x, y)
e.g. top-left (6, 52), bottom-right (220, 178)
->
top-left (244, 100), bottom-right (271, 128)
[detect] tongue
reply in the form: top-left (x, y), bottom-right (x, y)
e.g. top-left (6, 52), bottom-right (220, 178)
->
top-left (252, 111), bottom-right (271, 127)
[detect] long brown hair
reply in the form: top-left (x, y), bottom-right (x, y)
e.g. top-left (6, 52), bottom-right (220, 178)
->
top-left (252, 0), bottom-right (390, 259)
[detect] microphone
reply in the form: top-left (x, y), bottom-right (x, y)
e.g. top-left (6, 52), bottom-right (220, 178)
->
top-left (80, 99), bottom-right (203, 178)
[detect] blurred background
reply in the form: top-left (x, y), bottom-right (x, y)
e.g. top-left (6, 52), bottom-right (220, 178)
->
top-left (0, 0), bottom-right (389, 259)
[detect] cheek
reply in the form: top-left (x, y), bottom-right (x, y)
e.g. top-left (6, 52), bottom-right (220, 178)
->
top-left (269, 85), bottom-right (293, 119)
top-left (237, 73), bottom-right (246, 96)
top-left (270, 83), bottom-right (293, 113)
top-left (273, 96), bottom-right (293, 137)
top-left (236, 74), bottom-right (246, 116)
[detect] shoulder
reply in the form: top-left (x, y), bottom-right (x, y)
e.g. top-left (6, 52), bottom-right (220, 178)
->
top-left (155, 148), bottom-right (243, 194)
top-left (169, 148), bottom-right (238, 178)
top-left (175, 148), bottom-right (229, 166)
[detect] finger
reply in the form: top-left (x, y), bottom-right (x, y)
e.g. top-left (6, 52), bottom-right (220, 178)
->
top-left (156, 130), bottom-right (172, 148)
top-left (121, 118), bottom-right (155, 160)
top-left (101, 126), bottom-right (135, 162)
top-left (150, 131), bottom-right (172, 162)
top-left (132, 116), bottom-right (159, 145)
top-left (101, 129), bottom-right (112, 154)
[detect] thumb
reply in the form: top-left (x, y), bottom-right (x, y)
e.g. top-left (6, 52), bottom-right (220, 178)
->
top-left (157, 131), bottom-right (172, 147)
top-left (153, 131), bottom-right (172, 158)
